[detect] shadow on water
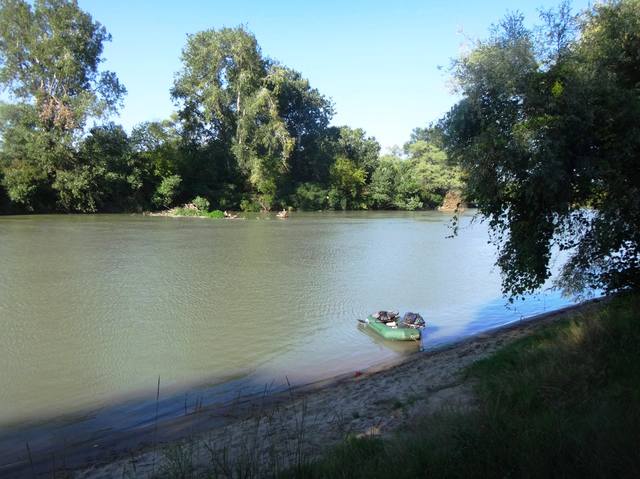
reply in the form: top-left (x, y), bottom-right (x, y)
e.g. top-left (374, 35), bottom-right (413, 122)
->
top-left (0, 370), bottom-right (336, 478)
top-left (0, 320), bottom-right (428, 478)
top-left (420, 288), bottom-right (587, 351)
top-left (0, 293), bottom-right (579, 478)
top-left (0, 291), bottom-right (588, 478)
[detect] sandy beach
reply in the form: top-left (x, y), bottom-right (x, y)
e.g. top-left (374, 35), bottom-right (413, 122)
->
top-left (66, 299), bottom-right (602, 479)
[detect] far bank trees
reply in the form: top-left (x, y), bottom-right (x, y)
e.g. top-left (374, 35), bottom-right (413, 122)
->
top-left (0, 1), bottom-right (460, 213)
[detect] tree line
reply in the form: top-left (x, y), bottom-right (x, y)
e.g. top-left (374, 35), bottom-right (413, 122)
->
top-left (1, 0), bottom-right (638, 299)
top-left (0, 0), bottom-right (462, 214)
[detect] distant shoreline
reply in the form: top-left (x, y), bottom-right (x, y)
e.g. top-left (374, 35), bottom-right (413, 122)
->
top-left (0, 208), bottom-right (464, 216)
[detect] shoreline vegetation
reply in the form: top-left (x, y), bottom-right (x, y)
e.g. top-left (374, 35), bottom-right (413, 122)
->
top-left (144, 196), bottom-right (228, 219)
top-left (40, 295), bottom-right (631, 479)
top-left (0, 0), bottom-right (638, 477)
top-left (143, 191), bottom-right (464, 219)
top-left (0, 4), bottom-right (464, 218)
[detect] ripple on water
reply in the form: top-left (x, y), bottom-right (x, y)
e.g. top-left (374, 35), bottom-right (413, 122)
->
top-left (0, 211), bottom-right (576, 427)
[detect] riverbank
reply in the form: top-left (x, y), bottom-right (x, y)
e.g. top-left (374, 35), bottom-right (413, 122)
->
top-left (144, 200), bottom-right (227, 219)
top-left (297, 292), bottom-right (640, 479)
top-left (71, 298), bottom-right (612, 479)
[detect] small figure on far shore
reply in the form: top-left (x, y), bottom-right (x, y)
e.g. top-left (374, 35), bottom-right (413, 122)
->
top-left (276, 208), bottom-right (289, 219)
top-left (224, 210), bottom-right (239, 219)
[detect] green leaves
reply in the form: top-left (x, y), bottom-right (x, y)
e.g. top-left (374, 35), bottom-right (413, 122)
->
top-left (172, 26), bottom-right (339, 211)
top-left (443, 0), bottom-right (640, 297)
top-left (0, 0), bottom-right (125, 132)
top-left (329, 156), bottom-right (366, 209)
top-left (367, 139), bottom-right (463, 211)
top-left (0, 12), bottom-right (466, 215)
top-left (153, 175), bottom-right (182, 209)
top-left (0, 0), bottom-right (127, 212)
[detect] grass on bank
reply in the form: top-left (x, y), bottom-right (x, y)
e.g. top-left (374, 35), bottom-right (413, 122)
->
top-left (281, 294), bottom-right (640, 479)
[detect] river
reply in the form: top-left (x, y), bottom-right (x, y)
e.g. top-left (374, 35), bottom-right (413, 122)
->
top-left (0, 211), bottom-right (572, 435)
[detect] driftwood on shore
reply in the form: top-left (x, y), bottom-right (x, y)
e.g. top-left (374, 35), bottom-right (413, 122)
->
top-left (143, 203), bottom-right (243, 219)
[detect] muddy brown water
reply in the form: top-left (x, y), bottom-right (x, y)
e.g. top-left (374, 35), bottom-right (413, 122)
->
top-left (0, 211), bottom-right (574, 475)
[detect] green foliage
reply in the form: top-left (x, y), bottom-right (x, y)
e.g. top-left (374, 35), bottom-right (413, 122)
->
top-left (47, 123), bottom-right (154, 213)
top-left (368, 156), bottom-right (396, 209)
top-left (442, 0), bottom-right (640, 296)
top-left (0, 103), bottom-right (63, 210)
top-left (171, 206), bottom-right (199, 217)
top-left (329, 156), bottom-right (366, 210)
top-left (292, 182), bottom-right (328, 210)
top-left (333, 126), bottom-right (380, 178)
top-left (2, 158), bottom-right (52, 210)
top-left (272, 67), bottom-right (334, 185)
top-left (191, 195), bottom-right (210, 212)
top-left (173, 27), bottom-right (295, 210)
top-left (52, 164), bottom-right (103, 212)
top-left (240, 197), bottom-right (261, 212)
top-left (366, 142), bottom-right (462, 210)
top-left (315, 126), bottom-right (381, 210)
top-left (399, 195), bottom-right (423, 211)
top-left (405, 123), bottom-right (446, 150)
top-left (130, 119), bottom-right (183, 179)
top-left (153, 174), bottom-right (182, 209)
top-left (72, 123), bottom-right (145, 212)
top-left (0, 0), bottom-right (126, 213)
top-left (205, 209), bottom-right (225, 219)
top-left (405, 140), bottom-right (463, 208)
top-left (0, 13), bottom-right (461, 215)
top-left (170, 202), bottom-right (223, 219)
top-left (0, 0), bottom-right (125, 133)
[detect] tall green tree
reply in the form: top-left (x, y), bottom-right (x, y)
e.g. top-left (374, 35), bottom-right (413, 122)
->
top-left (332, 126), bottom-right (380, 179)
top-left (173, 27), bottom-right (296, 209)
top-left (404, 140), bottom-right (463, 208)
top-left (130, 119), bottom-right (186, 208)
top-left (267, 65), bottom-right (334, 186)
top-left (368, 155), bottom-right (397, 209)
top-left (328, 155), bottom-right (367, 210)
top-left (442, 0), bottom-right (640, 296)
top-left (0, 0), bottom-right (124, 131)
top-left (0, 102), bottom-right (60, 209)
top-left (367, 139), bottom-right (462, 211)
top-left (324, 126), bottom-right (380, 209)
top-left (0, 0), bottom-right (125, 211)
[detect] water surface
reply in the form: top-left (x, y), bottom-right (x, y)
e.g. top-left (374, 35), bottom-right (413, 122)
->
top-left (0, 211), bottom-right (571, 429)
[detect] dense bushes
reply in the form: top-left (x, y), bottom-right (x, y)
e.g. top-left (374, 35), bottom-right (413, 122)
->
top-left (0, 113), bottom-right (460, 213)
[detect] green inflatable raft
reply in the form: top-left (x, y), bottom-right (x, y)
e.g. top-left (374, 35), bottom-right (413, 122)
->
top-left (365, 315), bottom-right (421, 341)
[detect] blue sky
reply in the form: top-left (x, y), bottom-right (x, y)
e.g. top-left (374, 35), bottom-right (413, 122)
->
top-left (79, 0), bottom-right (592, 150)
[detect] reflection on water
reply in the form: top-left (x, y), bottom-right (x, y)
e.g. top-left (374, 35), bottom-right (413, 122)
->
top-left (0, 211), bottom-right (574, 429)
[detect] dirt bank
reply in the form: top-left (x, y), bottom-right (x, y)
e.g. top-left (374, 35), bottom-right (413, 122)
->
top-left (75, 299), bottom-right (602, 478)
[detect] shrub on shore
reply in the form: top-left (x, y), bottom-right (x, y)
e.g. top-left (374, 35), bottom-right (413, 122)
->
top-left (167, 197), bottom-right (225, 218)
top-left (205, 210), bottom-right (225, 219)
